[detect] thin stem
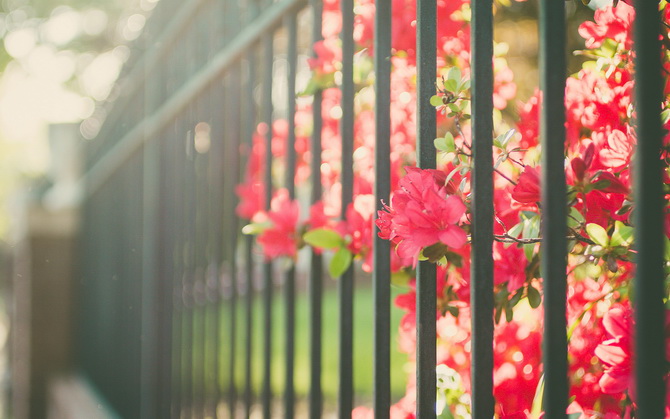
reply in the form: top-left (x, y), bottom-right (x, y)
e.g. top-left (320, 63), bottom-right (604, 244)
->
top-left (494, 168), bottom-right (517, 186)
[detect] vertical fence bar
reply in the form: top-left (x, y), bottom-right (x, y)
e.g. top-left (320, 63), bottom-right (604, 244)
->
top-left (194, 103), bottom-right (208, 418)
top-left (284, 12), bottom-right (298, 419)
top-left (140, 30), bottom-right (161, 418)
top-left (262, 29), bottom-right (275, 419)
top-left (373, 0), bottom-right (391, 416)
top-left (309, 0), bottom-right (324, 416)
top-left (225, 68), bottom-right (243, 419)
top-left (157, 131), bottom-right (175, 419)
top-left (205, 1), bottom-right (225, 414)
top-left (415, 0), bottom-right (436, 416)
top-left (339, 0), bottom-right (355, 415)
top-left (224, 0), bottom-right (243, 410)
top-left (185, 126), bottom-right (197, 418)
top-left (633, 2), bottom-right (666, 418)
top-left (207, 82), bottom-right (225, 419)
top-left (171, 120), bottom-right (184, 418)
top-left (469, 0), bottom-right (495, 417)
top-left (243, 232), bottom-right (254, 419)
top-left (243, 48), bottom-right (258, 419)
top-left (539, 0), bottom-right (568, 416)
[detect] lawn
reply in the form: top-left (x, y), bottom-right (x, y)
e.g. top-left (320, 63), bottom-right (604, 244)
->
top-left (208, 279), bottom-right (410, 407)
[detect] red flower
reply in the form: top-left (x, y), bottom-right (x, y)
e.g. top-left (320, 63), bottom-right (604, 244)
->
top-left (337, 195), bottom-right (375, 272)
top-left (377, 167), bottom-right (467, 265)
top-left (257, 189), bottom-right (300, 259)
top-left (516, 90), bottom-right (540, 149)
top-left (307, 38), bottom-right (341, 75)
top-left (578, 3), bottom-right (634, 51)
top-left (511, 167), bottom-right (541, 204)
top-left (597, 129), bottom-right (635, 170)
top-left (235, 180), bottom-right (264, 220)
top-left (595, 304), bottom-right (634, 396)
top-left (493, 242), bottom-right (527, 292)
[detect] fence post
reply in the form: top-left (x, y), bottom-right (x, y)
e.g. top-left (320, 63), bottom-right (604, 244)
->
top-left (633, 1), bottom-right (666, 417)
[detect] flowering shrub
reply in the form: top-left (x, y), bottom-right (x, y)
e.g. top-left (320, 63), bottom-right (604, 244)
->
top-left (238, 0), bottom-right (670, 417)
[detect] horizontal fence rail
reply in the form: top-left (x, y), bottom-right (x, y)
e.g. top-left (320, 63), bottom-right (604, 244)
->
top-left (75, 0), bottom-right (667, 418)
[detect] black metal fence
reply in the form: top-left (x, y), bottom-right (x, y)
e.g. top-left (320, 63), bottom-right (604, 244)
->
top-left (75, 0), bottom-right (666, 418)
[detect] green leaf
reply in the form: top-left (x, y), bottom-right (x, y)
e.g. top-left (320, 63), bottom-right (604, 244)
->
top-left (507, 222), bottom-right (524, 238)
top-left (444, 251), bottom-right (463, 268)
top-left (444, 167), bottom-right (460, 187)
top-left (423, 242), bottom-right (449, 263)
top-left (445, 305), bottom-right (460, 318)
top-left (605, 254), bottom-right (618, 273)
top-left (504, 303), bottom-right (514, 323)
top-left (493, 154), bottom-right (506, 170)
top-left (434, 132), bottom-right (455, 153)
top-left (509, 288), bottom-right (523, 307)
top-left (586, 223), bottom-right (609, 247)
top-left (447, 67), bottom-right (462, 86)
top-left (458, 177), bottom-right (468, 192)
top-left (495, 129), bottom-right (516, 149)
top-left (662, 108), bottom-right (670, 125)
top-left (299, 72), bottom-right (335, 95)
top-left (391, 271), bottom-right (412, 287)
top-left (434, 137), bottom-right (447, 152)
top-left (600, 38), bottom-right (618, 58)
top-left (574, 262), bottom-right (602, 280)
top-left (303, 228), bottom-right (344, 249)
top-left (610, 220), bottom-right (633, 247)
top-left (443, 78), bottom-right (458, 93)
top-left (567, 207), bottom-right (585, 229)
top-left (521, 213), bottom-right (540, 241)
top-left (531, 375), bottom-right (545, 418)
top-left (527, 285), bottom-right (541, 308)
top-left (241, 222), bottom-right (270, 235)
top-left (430, 95), bottom-right (443, 107)
top-left (523, 243), bottom-right (535, 262)
top-left (494, 304), bottom-right (503, 324)
top-left (329, 247), bottom-right (353, 278)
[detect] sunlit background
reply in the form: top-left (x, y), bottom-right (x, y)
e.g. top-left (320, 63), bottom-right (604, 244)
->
top-left (0, 0), bottom-right (156, 238)
top-left (0, 2), bottom-right (155, 416)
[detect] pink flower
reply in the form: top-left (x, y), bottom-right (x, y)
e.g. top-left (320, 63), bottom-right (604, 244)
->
top-left (595, 304), bottom-right (634, 396)
top-left (257, 189), bottom-right (300, 259)
top-left (235, 180), bottom-right (264, 220)
top-left (516, 90), bottom-right (540, 149)
top-left (493, 242), bottom-right (527, 292)
top-left (308, 201), bottom-right (330, 230)
top-left (337, 195), bottom-right (375, 271)
top-left (511, 167), bottom-right (541, 204)
top-left (307, 38), bottom-right (341, 75)
top-left (578, 3), bottom-right (634, 51)
top-left (597, 129), bottom-right (635, 170)
top-left (376, 167), bottom-right (467, 265)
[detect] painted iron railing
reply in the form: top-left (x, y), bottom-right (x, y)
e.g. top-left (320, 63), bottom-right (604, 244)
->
top-left (74, 0), bottom-right (666, 418)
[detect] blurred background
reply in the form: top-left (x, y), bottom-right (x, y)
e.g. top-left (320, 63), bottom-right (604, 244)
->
top-left (0, 1), bottom-right (156, 417)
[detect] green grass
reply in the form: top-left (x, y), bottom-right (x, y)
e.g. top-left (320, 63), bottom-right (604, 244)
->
top-left (208, 281), bottom-right (409, 404)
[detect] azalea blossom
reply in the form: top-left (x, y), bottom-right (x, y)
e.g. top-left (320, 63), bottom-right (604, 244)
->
top-left (377, 167), bottom-right (467, 265)
top-left (511, 166), bottom-right (540, 204)
top-left (257, 189), bottom-right (300, 259)
top-left (595, 304), bottom-right (634, 397)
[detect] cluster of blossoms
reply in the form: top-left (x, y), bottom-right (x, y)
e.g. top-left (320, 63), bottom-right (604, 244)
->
top-left (237, 0), bottom-right (670, 416)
